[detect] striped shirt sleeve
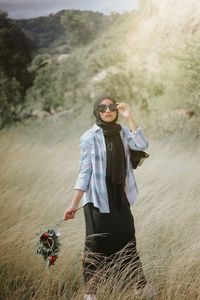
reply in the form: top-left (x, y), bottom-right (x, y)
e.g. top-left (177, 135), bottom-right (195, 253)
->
top-left (74, 136), bottom-right (92, 191)
top-left (125, 126), bottom-right (149, 150)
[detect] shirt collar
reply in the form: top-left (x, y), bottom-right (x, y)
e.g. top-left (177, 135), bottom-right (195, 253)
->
top-left (92, 124), bottom-right (125, 132)
top-left (92, 124), bottom-right (102, 132)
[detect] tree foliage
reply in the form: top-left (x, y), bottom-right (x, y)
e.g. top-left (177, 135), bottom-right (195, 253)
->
top-left (0, 11), bottom-right (33, 127)
top-left (88, 50), bottom-right (164, 112)
top-left (16, 10), bottom-right (117, 52)
top-left (61, 10), bottom-right (113, 47)
top-left (16, 11), bottom-right (65, 51)
top-left (27, 61), bottom-right (65, 112)
top-left (177, 37), bottom-right (200, 116)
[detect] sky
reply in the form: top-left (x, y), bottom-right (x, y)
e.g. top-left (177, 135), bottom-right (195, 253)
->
top-left (0, 0), bottom-right (138, 19)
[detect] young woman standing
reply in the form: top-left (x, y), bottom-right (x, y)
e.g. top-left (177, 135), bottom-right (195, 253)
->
top-left (63, 96), bottom-right (154, 300)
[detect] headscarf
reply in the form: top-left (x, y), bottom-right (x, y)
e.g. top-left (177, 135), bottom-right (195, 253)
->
top-left (93, 96), bottom-right (121, 136)
top-left (93, 96), bottom-right (126, 186)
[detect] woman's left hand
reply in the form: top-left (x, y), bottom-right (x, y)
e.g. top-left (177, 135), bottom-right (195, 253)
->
top-left (117, 103), bottom-right (131, 119)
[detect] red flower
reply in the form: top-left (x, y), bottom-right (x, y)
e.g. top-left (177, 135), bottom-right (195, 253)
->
top-left (48, 255), bottom-right (58, 265)
top-left (41, 232), bottom-right (49, 240)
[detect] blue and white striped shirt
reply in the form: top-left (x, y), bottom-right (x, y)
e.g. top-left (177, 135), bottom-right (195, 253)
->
top-left (74, 124), bottom-right (149, 213)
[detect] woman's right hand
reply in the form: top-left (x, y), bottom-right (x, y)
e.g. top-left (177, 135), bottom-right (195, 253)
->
top-left (63, 203), bottom-right (78, 220)
top-left (63, 190), bottom-right (84, 220)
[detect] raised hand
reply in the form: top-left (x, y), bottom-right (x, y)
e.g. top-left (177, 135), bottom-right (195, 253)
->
top-left (117, 102), bottom-right (131, 119)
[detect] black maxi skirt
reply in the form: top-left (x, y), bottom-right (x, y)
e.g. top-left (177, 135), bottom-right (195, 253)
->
top-left (83, 177), bottom-right (147, 292)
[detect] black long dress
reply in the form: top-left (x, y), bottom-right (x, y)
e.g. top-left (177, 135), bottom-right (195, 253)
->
top-left (83, 133), bottom-right (146, 292)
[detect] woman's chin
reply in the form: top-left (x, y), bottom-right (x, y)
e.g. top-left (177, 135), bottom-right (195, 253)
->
top-left (103, 117), bottom-right (115, 123)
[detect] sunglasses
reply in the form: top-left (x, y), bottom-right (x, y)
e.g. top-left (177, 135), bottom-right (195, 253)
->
top-left (97, 103), bottom-right (118, 113)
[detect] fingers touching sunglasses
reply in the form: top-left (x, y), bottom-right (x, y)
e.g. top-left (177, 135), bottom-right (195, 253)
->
top-left (97, 103), bottom-right (118, 113)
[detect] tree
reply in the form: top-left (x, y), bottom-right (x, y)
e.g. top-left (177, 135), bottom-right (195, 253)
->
top-left (0, 11), bottom-right (33, 127)
top-left (0, 69), bottom-right (22, 128)
top-left (176, 37), bottom-right (200, 117)
top-left (61, 11), bottom-right (97, 47)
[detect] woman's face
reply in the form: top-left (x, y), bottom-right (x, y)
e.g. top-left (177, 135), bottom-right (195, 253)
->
top-left (98, 98), bottom-right (118, 123)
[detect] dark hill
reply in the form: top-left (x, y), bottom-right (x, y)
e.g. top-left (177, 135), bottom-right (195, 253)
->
top-left (15, 10), bottom-right (118, 53)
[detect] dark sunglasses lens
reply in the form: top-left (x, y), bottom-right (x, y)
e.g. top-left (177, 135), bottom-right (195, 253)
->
top-left (109, 103), bottom-right (118, 111)
top-left (97, 105), bottom-right (107, 112)
top-left (97, 103), bottom-right (118, 112)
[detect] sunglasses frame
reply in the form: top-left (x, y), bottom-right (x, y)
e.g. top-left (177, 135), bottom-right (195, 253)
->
top-left (97, 103), bottom-right (118, 113)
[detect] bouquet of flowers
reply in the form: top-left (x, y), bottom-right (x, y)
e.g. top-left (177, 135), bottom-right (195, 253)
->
top-left (36, 208), bottom-right (82, 267)
top-left (36, 228), bottom-right (61, 267)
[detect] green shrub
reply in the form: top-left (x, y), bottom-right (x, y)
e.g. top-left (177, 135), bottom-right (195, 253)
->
top-left (0, 11), bottom-right (33, 127)
top-left (176, 36), bottom-right (200, 117)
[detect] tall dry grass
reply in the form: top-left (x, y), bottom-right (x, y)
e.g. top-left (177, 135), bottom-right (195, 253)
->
top-left (0, 120), bottom-right (200, 300)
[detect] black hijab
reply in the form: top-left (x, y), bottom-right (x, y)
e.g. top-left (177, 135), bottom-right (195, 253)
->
top-left (93, 96), bottom-right (121, 136)
top-left (93, 96), bottom-right (126, 185)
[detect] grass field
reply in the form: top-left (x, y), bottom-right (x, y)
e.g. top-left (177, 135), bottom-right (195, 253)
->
top-left (0, 119), bottom-right (200, 300)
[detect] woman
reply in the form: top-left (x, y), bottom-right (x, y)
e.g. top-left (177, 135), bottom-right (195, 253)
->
top-left (63, 96), bottom-right (154, 300)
